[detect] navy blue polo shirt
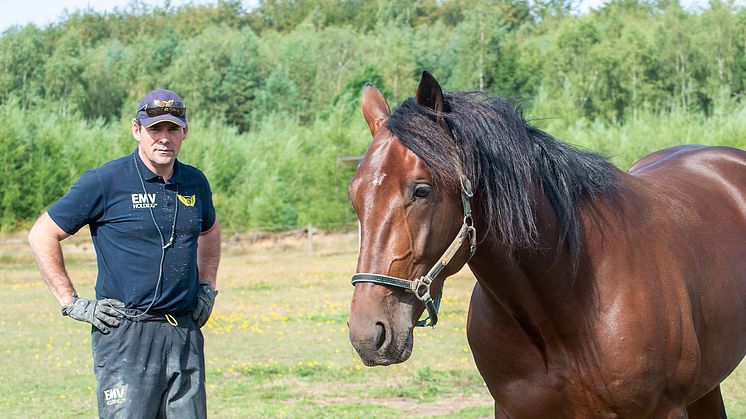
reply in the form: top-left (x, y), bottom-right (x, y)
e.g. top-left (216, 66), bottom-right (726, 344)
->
top-left (48, 150), bottom-right (216, 314)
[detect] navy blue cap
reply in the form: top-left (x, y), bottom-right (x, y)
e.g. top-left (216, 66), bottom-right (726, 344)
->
top-left (136, 89), bottom-right (187, 128)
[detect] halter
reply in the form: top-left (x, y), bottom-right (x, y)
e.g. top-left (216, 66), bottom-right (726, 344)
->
top-left (351, 175), bottom-right (477, 327)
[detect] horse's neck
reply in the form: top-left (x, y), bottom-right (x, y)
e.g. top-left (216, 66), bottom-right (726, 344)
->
top-left (466, 183), bottom-right (618, 340)
top-left (468, 241), bottom-right (587, 325)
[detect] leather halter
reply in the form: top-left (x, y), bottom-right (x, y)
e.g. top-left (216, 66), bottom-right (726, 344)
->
top-left (351, 176), bottom-right (477, 327)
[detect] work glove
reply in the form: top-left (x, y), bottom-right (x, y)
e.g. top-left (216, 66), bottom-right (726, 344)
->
top-left (61, 292), bottom-right (125, 334)
top-left (193, 283), bottom-right (218, 328)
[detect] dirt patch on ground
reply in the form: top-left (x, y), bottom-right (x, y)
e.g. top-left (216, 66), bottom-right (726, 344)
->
top-left (223, 228), bottom-right (359, 257)
top-left (259, 375), bottom-right (492, 417)
top-left (315, 394), bottom-right (493, 417)
top-left (14, 228), bottom-right (360, 257)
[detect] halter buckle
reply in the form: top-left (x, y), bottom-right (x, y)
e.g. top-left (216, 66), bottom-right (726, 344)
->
top-left (459, 176), bottom-right (474, 198)
top-left (468, 225), bottom-right (477, 256)
top-left (413, 276), bottom-right (432, 302)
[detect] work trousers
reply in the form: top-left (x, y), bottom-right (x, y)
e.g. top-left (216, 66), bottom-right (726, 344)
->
top-left (91, 311), bottom-right (206, 418)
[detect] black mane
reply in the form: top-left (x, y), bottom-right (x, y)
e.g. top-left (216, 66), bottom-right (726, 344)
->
top-left (387, 91), bottom-right (619, 264)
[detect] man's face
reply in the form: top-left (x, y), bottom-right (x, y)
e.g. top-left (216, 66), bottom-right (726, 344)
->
top-left (132, 121), bottom-right (188, 170)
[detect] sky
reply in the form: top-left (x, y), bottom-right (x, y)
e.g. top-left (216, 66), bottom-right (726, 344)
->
top-left (0, 0), bottom-right (258, 32)
top-left (0, 0), bottom-right (723, 33)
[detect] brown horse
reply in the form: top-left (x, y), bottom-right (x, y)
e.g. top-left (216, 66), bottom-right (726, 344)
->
top-left (347, 72), bottom-right (746, 418)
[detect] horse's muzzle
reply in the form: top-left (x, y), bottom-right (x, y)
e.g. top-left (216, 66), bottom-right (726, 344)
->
top-left (348, 316), bottom-right (413, 366)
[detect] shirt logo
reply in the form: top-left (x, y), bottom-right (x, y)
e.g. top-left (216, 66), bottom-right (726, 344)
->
top-left (131, 193), bottom-right (157, 209)
top-left (177, 194), bottom-right (196, 207)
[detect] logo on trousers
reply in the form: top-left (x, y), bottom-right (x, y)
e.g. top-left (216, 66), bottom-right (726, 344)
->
top-left (104, 386), bottom-right (127, 405)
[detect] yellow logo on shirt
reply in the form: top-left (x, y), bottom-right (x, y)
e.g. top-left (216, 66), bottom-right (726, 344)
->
top-left (177, 194), bottom-right (196, 207)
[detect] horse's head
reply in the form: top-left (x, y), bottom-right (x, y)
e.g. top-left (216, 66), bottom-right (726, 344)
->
top-left (347, 72), bottom-right (476, 366)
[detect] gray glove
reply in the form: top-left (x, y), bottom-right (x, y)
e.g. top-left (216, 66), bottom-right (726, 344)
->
top-left (61, 292), bottom-right (125, 334)
top-left (193, 283), bottom-right (218, 327)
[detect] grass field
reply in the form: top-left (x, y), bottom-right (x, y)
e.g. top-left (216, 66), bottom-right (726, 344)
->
top-left (0, 230), bottom-right (743, 418)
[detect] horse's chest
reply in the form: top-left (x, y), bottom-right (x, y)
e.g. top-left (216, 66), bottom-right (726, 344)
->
top-left (469, 354), bottom-right (653, 418)
top-left (466, 294), bottom-right (666, 417)
top-left (482, 373), bottom-right (623, 418)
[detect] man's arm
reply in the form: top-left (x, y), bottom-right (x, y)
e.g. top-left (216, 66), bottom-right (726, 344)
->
top-left (27, 212), bottom-right (75, 306)
top-left (197, 217), bottom-right (221, 289)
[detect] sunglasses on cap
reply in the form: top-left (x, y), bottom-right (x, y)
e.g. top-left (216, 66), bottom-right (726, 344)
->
top-left (138, 99), bottom-right (186, 118)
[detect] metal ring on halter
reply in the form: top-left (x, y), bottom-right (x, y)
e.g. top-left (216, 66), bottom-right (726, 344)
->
top-left (413, 276), bottom-right (432, 301)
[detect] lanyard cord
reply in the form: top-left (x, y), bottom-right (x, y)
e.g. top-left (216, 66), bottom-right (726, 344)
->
top-left (113, 153), bottom-right (178, 319)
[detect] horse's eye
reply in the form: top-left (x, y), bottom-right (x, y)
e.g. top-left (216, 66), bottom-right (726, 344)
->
top-left (413, 184), bottom-right (431, 199)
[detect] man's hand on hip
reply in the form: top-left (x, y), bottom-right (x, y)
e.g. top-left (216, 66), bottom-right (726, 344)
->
top-left (61, 292), bottom-right (125, 334)
top-left (193, 283), bottom-right (218, 327)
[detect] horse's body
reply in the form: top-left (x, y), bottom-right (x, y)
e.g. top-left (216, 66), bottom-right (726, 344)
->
top-left (347, 72), bottom-right (746, 418)
top-left (467, 144), bottom-right (746, 417)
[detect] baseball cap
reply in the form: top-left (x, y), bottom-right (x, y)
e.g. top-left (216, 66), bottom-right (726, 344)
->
top-left (136, 89), bottom-right (187, 128)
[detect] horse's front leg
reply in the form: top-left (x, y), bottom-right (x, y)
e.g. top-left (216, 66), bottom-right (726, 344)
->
top-left (651, 397), bottom-right (688, 419)
top-left (685, 385), bottom-right (727, 419)
top-left (495, 402), bottom-right (510, 419)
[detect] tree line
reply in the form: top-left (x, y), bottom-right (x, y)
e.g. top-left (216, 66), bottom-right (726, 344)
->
top-left (1, 0), bottom-right (745, 232)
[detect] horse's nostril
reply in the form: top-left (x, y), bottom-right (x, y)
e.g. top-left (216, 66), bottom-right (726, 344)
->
top-left (374, 322), bottom-right (386, 350)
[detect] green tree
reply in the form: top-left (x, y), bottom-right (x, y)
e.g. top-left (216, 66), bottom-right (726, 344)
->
top-left (696, 0), bottom-right (739, 109)
top-left (1, 0), bottom-right (745, 232)
top-left (78, 40), bottom-right (129, 120)
top-left (312, 26), bottom-right (363, 103)
top-left (164, 26), bottom-right (236, 120)
top-left (0, 25), bottom-right (49, 105)
top-left (653, 2), bottom-right (700, 111)
top-left (447, 1), bottom-right (510, 91)
top-left (42, 29), bottom-right (85, 117)
top-left (253, 65), bottom-right (301, 121)
top-left (218, 28), bottom-right (262, 132)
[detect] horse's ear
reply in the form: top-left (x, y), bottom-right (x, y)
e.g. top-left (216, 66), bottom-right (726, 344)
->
top-left (416, 71), bottom-right (452, 135)
top-left (416, 71), bottom-right (445, 113)
top-left (361, 83), bottom-right (391, 136)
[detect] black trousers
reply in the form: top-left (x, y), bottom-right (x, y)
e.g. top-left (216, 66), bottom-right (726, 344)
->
top-left (91, 312), bottom-right (206, 418)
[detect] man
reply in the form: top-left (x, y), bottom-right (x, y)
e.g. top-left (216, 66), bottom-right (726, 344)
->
top-left (28, 89), bottom-right (221, 418)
